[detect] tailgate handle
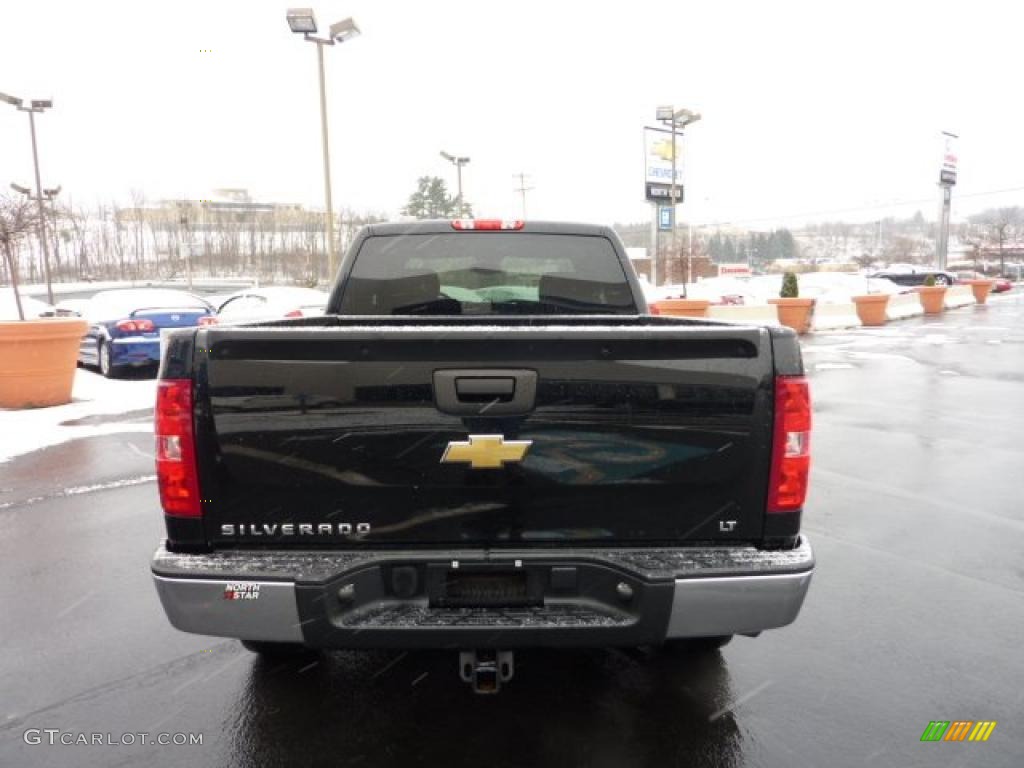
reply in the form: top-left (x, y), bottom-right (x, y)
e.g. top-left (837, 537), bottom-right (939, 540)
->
top-left (456, 377), bottom-right (515, 402)
top-left (434, 370), bottom-right (537, 416)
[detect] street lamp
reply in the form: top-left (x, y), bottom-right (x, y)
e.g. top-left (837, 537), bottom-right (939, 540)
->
top-left (2, 90), bottom-right (56, 304)
top-left (656, 105), bottom-right (701, 294)
top-left (175, 201), bottom-right (194, 291)
top-left (286, 9), bottom-right (361, 280)
top-left (440, 151), bottom-right (470, 215)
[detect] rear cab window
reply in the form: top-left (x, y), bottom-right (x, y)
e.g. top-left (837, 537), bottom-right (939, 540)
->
top-left (337, 233), bottom-right (638, 315)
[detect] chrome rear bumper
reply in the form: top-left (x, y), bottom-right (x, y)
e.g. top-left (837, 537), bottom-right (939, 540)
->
top-left (152, 537), bottom-right (814, 645)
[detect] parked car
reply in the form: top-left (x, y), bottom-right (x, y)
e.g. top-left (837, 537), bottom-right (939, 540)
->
top-left (55, 298), bottom-right (89, 317)
top-left (212, 286), bottom-right (329, 324)
top-left (870, 265), bottom-right (957, 287)
top-left (956, 271), bottom-right (1012, 293)
top-left (77, 288), bottom-right (214, 377)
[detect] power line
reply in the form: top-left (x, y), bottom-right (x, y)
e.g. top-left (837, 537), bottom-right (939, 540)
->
top-left (696, 184), bottom-right (1024, 229)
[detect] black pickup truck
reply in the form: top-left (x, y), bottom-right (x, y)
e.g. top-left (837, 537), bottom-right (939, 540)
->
top-left (151, 219), bottom-right (814, 692)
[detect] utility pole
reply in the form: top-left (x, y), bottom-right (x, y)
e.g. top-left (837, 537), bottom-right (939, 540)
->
top-left (513, 172), bottom-right (533, 219)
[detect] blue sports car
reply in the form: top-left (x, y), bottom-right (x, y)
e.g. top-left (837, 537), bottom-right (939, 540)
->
top-left (77, 289), bottom-right (215, 377)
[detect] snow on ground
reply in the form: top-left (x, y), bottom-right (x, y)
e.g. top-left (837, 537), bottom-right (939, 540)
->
top-left (0, 370), bottom-right (156, 463)
top-left (647, 272), bottom-right (906, 305)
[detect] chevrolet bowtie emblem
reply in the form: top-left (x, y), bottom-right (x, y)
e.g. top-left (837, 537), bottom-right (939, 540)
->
top-left (441, 434), bottom-right (532, 470)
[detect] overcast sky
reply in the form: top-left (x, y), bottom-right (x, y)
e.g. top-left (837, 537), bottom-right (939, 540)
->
top-left (2, 0), bottom-right (1023, 229)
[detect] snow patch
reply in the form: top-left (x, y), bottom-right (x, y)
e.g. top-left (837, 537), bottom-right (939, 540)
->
top-left (0, 371), bottom-right (156, 463)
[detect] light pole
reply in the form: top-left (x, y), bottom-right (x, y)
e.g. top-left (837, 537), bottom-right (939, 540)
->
top-left (176, 201), bottom-right (194, 291)
top-left (656, 106), bottom-right (701, 295)
top-left (43, 186), bottom-right (61, 277)
top-left (2, 92), bottom-right (56, 305)
top-left (440, 151), bottom-right (470, 215)
top-left (286, 9), bottom-right (361, 280)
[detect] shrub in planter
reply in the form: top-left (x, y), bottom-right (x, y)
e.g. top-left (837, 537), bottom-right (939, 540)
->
top-left (768, 272), bottom-right (816, 334)
top-left (916, 273), bottom-right (947, 315)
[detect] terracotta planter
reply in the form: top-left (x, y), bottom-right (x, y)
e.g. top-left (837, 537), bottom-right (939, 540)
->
top-left (0, 317), bottom-right (88, 409)
top-left (654, 299), bottom-right (711, 318)
top-left (916, 285), bottom-right (947, 315)
top-left (851, 294), bottom-right (890, 326)
top-left (768, 298), bottom-right (816, 334)
top-left (965, 279), bottom-right (995, 305)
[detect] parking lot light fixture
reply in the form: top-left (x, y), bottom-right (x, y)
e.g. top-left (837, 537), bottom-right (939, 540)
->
top-left (329, 17), bottom-right (360, 43)
top-left (286, 8), bottom-right (318, 34)
top-left (3, 92), bottom-right (56, 304)
top-left (285, 9), bottom-right (361, 279)
top-left (440, 151), bottom-right (471, 216)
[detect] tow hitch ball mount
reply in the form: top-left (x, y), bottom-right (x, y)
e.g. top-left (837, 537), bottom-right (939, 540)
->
top-left (459, 650), bottom-right (514, 694)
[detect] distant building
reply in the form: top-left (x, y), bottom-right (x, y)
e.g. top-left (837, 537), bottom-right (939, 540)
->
top-left (117, 189), bottom-right (314, 233)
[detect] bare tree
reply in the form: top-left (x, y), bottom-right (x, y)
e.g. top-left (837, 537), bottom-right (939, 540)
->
top-left (958, 222), bottom-right (985, 274)
top-left (970, 207), bottom-right (1022, 276)
top-left (0, 195), bottom-right (40, 320)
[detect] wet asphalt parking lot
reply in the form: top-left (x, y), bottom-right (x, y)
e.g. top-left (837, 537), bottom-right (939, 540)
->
top-left (1, 294), bottom-right (1022, 767)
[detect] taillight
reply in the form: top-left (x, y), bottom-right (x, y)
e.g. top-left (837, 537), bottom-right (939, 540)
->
top-left (155, 379), bottom-right (201, 517)
top-left (451, 219), bottom-right (524, 231)
top-left (197, 316), bottom-right (218, 326)
top-left (649, 302), bottom-right (662, 316)
top-left (116, 318), bottom-right (155, 332)
top-left (284, 309), bottom-right (303, 318)
top-left (766, 375), bottom-right (811, 513)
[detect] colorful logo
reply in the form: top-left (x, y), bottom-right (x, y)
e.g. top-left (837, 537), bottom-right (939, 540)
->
top-left (920, 721), bottom-right (997, 742)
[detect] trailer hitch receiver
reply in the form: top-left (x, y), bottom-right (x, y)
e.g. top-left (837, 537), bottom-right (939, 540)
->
top-left (459, 650), bottom-right (514, 694)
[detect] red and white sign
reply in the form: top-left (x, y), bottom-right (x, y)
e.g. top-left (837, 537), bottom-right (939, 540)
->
top-left (940, 131), bottom-right (958, 185)
top-left (718, 263), bottom-right (752, 277)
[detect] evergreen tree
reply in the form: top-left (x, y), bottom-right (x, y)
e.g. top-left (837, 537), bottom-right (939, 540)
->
top-left (401, 177), bottom-right (468, 219)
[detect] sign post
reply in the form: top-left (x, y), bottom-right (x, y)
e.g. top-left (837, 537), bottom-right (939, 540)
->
top-left (644, 127), bottom-right (683, 285)
top-left (936, 131), bottom-right (958, 271)
top-left (649, 108), bottom-right (700, 291)
top-left (658, 205), bottom-right (673, 231)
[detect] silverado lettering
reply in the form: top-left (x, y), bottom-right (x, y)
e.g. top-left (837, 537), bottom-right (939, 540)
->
top-left (151, 219), bottom-right (815, 693)
top-left (220, 523), bottom-right (370, 536)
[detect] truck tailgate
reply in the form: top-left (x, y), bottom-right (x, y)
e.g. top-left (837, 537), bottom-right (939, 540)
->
top-left (193, 318), bottom-right (775, 547)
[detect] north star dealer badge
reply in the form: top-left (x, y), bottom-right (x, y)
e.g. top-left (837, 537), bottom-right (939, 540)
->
top-left (441, 434), bottom-right (532, 469)
top-left (223, 583), bottom-right (260, 601)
